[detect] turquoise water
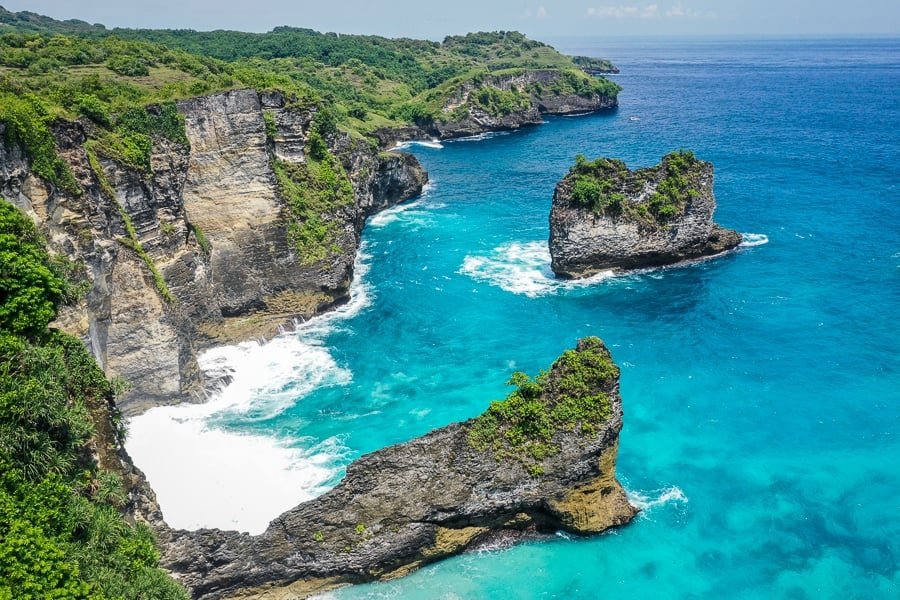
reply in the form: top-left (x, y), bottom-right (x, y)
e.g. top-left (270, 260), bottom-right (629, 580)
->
top-left (230, 39), bottom-right (899, 597)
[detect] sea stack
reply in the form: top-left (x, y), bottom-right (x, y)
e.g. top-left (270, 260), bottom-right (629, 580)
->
top-left (549, 151), bottom-right (742, 278)
top-left (162, 337), bottom-right (636, 599)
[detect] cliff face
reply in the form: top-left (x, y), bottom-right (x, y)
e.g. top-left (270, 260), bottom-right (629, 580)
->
top-left (549, 152), bottom-right (742, 278)
top-left (0, 89), bottom-right (427, 414)
top-left (161, 337), bottom-right (636, 599)
top-left (373, 69), bottom-right (618, 146)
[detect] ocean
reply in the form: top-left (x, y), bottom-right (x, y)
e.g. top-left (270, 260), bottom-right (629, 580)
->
top-left (126, 37), bottom-right (900, 598)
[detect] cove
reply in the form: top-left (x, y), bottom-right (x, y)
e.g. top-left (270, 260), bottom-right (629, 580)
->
top-left (127, 37), bottom-right (900, 598)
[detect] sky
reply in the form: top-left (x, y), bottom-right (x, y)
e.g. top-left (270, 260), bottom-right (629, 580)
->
top-left (3, 0), bottom-right (899, 38)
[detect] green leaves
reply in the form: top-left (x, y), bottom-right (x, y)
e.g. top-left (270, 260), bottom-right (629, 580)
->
top-left (0, 201), bottom-right (64, 336)
top-left (273, 147), bottom-right (354, 265)
top-left (468, 338), bottom-right (617, 473)
top-left (0, 92), bottom-right (80, 195)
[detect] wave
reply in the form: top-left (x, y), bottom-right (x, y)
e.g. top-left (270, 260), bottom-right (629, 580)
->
top-left (446, 130), bottom-right (513, 143)
top-left (627, 485), bottom-right (689, 516)
top-left (461, 233), bottom-right (770, 298)
top-left (459, 241), bottom-right (614, 298)
top-left (367, 183), bottom-right (441, 229)
top-left (125, 245), bottom-right (374, 534)
top-left (393, 139), bottom-right (443, 150)
top-left (740, 232), bottom-right (769, 247)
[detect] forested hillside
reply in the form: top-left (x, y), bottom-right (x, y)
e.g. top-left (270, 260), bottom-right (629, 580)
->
top-left (0, 201), bottom-right (187, 598)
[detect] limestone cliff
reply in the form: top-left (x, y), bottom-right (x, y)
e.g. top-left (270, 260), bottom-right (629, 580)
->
top-left (549, 151), bottom-right (742, 278)
top-left (161, 337), bottom-right (636, 599)
top-left (0, 89), bottom-right (426, 414)
top-left (374, 69), bottom-right (619, 146)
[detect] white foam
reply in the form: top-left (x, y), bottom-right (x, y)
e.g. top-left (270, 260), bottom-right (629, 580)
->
top-left (740, 232), bottom-right (769, 247)
top-left (462, 233), bottom-right (770, 298)
top-left (446, 130), bottom-right (513, 143)
top-left (627, 485), bottom-right (689, 516)
top-left (125, 245), bottom-right (375, 534)
top-left (393, 139), bottom-right (443, 150)
top-left (367, 183), bottom-right (439, 228)
top-left (459, 241), bottom-right (613, 298)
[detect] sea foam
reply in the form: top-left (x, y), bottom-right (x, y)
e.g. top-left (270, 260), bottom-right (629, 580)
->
top-left (461, 233), bottom-right (769, 298)
top-left (393, 139), bottom-right (443, 150)
top-left (627, 486), bottom-right (689, 516)
top-left (367, 183), bottom-right (440, 228)
top-left (125, 245), bottom-right (374, 535)
top-left (459, 240), bottom-right (614, 298)
top-left (740, 232), bottom-right (769, 247)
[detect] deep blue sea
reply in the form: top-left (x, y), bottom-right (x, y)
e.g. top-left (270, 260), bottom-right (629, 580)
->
top-left (129, 37), bottom-right (900, 598)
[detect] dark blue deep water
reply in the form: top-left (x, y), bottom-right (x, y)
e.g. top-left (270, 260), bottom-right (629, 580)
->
top-left (144, 38), bottom-right (900, 598)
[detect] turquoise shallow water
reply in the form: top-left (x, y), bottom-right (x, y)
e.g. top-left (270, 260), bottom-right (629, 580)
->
top-left (223, 38), bottom-right (899, 597)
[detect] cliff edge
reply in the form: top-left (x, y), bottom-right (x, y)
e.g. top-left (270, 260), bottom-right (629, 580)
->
top-left (162, 337), bottom-right (637, 599)
top-left (550, 151), bottom-right (742, 278)
top-left (1, 89), bottom-right (426, 414)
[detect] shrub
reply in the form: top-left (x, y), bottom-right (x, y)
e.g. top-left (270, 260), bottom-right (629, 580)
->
top-left (468, 338), bottom-right (616, 473)
top-left (0, 93), bottom-right (80, 195)
top-left (0, 201), bottom-right (63, 337)
top-left (106, 55), bottom-right (149, 77)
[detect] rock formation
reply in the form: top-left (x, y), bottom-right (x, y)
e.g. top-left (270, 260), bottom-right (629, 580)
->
top-left (161, 337), bottom-right (636, 599)
top-left (0, 89), bottom-right (427, 414)
top-left (550, 151), bottom-right (742, 278)
top-left (373, 69), bottom-right (619, 146)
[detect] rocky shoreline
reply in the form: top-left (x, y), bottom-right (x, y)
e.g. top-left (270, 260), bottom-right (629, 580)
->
top-left (160, 338), bottom-right (636, 599)
top-left (1, 80), bottom-right (629, 598)
top-left (373, 69), bottom-right (619, 147)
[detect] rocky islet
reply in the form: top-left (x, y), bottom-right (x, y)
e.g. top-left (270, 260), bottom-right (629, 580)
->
top-left (549, 150), bottom-right (742, 278)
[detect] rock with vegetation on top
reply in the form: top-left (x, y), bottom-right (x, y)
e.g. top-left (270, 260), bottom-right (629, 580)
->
top-left (161, 337), bottom-right (637, 599)
top-left (549, 151), bottom-right (742, 278)
top-left (1, 88), bottom-right (427, 414)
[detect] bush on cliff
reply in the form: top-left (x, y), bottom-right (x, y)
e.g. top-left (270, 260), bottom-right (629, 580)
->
top-left (0, 199), bottom-right (187, 599)
top-left (0, 201), bottom-right (64, 337)
top-left (567, 151), bottom-right (701, 224)
top-left (468, 337), bottom-right (617, 473)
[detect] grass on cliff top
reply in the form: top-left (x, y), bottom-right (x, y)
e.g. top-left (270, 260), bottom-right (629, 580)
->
top-left (468, 337), bottom-right (617, 475)
top-left (0, 199), bottom-right (187, 599)
top-left (0, 8), bottom-right (620, 142)
top-left (568, 150), bottom-right (703, 225)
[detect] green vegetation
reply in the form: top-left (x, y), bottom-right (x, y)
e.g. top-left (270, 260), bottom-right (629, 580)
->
top-left (0, 199), bottom-right (187, 599)
top-left (0, 91), bottom-right (80, 194)
top-left (468, 338), bottom-right (617, 474)
top-left (272, 150), bottom-right (354, 265)
top-left (527, 69), bottom-right (620, 100)
top-left (85, 147), bottom-right (174, 303)
top-left (567, 150), bottom-right (703, 224)
top-left (0, 7), bottom-right (619, 142)
top-left (647, 150), bottom-right (702, 219)
top-left (471, 86), bottom-right (531, 117)
top-left (0, 202), bottom-right (63, 336)
top-left (190, 223), bottom-right (211, 256)
top-left (571, 55), bottom-right (618, 73)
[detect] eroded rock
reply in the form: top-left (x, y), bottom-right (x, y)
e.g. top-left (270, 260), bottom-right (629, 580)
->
top-left (161, 337), bottom-right (636, 599)
top-left (550, 151), bottom-right (742, 278)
